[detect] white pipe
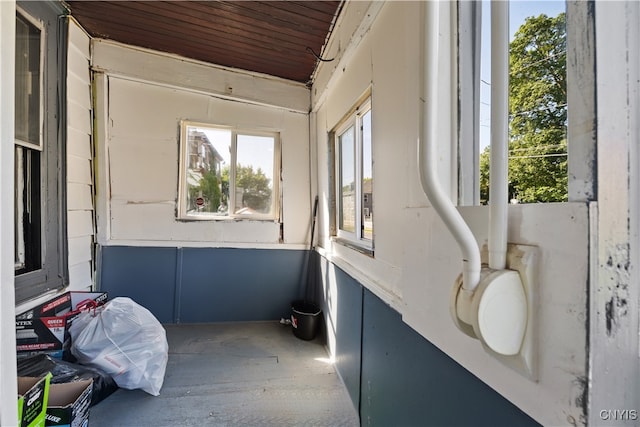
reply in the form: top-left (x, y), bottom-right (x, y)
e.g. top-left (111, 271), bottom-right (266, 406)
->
top-left (488, 1), bottom-right (509, 270)
top-left (419, 0), bottom-right (481, 291)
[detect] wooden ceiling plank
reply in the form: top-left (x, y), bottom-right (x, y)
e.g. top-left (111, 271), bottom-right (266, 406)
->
top-left (66, 0), bottom-right (341, 83)
top-left (217, 1), bottom-right (336, 35)
top-left (71, 13), bottom-right (314, 81)
top-left (152, 1), bottom-right (325, 49)
top-left (177, 1), bottom-right (330, 41)
top-left (70, 1), bottom-right (323, 54)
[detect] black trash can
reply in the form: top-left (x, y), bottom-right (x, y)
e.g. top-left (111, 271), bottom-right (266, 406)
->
top-left (291, 300), bottom-right (321, 341)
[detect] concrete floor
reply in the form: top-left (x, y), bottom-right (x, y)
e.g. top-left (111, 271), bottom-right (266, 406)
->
top-left (89, 322), bottom-right (360, 427)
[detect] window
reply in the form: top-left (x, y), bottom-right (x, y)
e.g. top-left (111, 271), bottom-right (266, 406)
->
top-left (477, 1), bottom-right (567, 205)
top-left (15, 12), bottom-right (43, 275)
top-left (178, 121), bottom-right (280, 220)
top-left (14, 4), bottom-right (67, 303)
top-left (333, 97), bottom-right (373, 251)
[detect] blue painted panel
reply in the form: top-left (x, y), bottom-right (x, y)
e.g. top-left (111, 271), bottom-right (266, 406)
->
top-left (179, 248), bottom-right (306, 323)
top-left (99, 246), bottom-right (306, 324)
top-left (99, 246), bottom-right (178, 323)
top-left (360, 289), bottom-right (540, 427)
top-left (319, 256), bottom-right (363, 411)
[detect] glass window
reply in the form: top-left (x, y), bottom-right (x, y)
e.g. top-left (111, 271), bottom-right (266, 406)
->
top-left (15, 11), bottom-right (43, 274)
top-left (178, 122), bottom-right (280, 220)
top-left (15, 12), bottom-right (42, 149)
top-left (235, 134), bottom-right (276, 216)
top-left (478, 1), bottom-right (567, 204)
top-left (362, 109), bottom-right (373, 240)
top-left (14, 5), bottom-right (67, 304)
top-left (338, 126), bottom-right (356, 233)
top-left (14, 147), bottom-right (41, 273)
top-left (333, 97), bottom-right (373, 251)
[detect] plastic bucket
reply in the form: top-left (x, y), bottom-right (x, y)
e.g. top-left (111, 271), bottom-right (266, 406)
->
top-left (291, 300), bottom-right (321, 341)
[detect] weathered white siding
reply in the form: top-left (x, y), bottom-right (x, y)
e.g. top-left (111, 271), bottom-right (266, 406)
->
top-left (93, 42), bottom-right (312, 248)
top-left (590, 2), bottom-right (640, 425)
top-left (313, 2), bottom-right (589, 425)
top-left (66, 19), bottom-right (94, 291)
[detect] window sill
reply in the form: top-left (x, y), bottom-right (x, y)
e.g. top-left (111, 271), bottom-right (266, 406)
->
top-left (177, 216), bottom-right (280, 222)
top-left (332, 236), bottom-right (374, 258)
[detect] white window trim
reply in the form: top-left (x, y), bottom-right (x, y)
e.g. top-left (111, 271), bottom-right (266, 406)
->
top-left (458, 1), bottom-right (591, 205)
top-left (333, 96), bottom-right (373, 253)
top-left (14, 1), bottom-right (68, 304)
top-left (177, 120), bottom-right (281, 221)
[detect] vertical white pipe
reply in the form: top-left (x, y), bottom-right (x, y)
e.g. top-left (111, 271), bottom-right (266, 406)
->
top-left (419, 0), bottom-right (481, 291)
top-left (489, 0), bottom-right (509, 270)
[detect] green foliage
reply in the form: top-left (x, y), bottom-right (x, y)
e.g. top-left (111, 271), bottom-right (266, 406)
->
top-left (189, 164), bottom-right (272, 214)
top-left (200, 170), bottom-right (222, 210)
top-left (480, 12), bottom-right (568, 204)
top-left (480, 148), bottom-right (490, 203)
top-left (221, 166), bottom-right (230, 206)
top-left (190, 169), bottom-right (222, 212)
top-left (235, 164), bottom-right (272, 212)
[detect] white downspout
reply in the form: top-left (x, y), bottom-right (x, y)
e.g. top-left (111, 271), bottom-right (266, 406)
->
top-left (420, 1), bottom-right (529, 362)
top-left (488, 0), bottom-right (509, 270)
top-left (418, 0), bottom-right (481, 292)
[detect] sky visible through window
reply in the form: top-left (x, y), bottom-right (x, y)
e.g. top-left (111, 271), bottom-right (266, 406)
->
top-left (480, 0), bottom-right (565, 151)
top-left (202, 128), bottom-right (275, 183)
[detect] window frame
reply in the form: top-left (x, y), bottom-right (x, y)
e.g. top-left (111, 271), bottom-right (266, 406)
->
top-left (458, 1), bottom-right (588, 206)
top-left (177, 120), bottom-right (282, 221)
top-left (14, 10), bottom-right (44, 151)
top-left (331, 95), bottom-right (374, 254)
top-left (14, 3), bottom-right (68, 304)
top-left (14, 9), bottom-right (44, 275)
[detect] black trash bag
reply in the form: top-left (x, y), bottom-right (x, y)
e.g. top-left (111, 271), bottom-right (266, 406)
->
top-left (17, 354), bottom-right (119, 406)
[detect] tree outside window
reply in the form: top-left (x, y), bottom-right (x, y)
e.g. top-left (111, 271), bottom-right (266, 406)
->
top-left (480, 11), bottom-right (567, 204)
top-left (178, 122), bottom-right (279, 220)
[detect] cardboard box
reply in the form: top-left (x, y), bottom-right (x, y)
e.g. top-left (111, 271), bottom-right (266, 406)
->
top-left (16, 292), bottom-right (108, 357)
top-left (45, 379), bottom-right (92, 427)
top-left (18, 374), bottom-right (52, 427)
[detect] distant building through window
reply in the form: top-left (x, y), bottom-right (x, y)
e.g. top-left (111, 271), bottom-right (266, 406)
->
top-left (178, 121), bottom-right (280, 220)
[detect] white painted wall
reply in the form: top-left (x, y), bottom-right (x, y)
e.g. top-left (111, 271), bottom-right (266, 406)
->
top-left (590, 2), bottom-right (640, 425)
top-left (66, 19), bottom-right (93, 291)
top-left (92, 42), bottom-right (312, 248)
top-left (0, 2), bottom-right (18, 425)
top-left (313, 2), bottom-right (589, 425)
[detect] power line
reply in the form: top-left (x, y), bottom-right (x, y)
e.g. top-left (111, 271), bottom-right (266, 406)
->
top-left (510, 49), bottom-right (567, 75)
top-left (510, 102), bottom-right (567, 117)
top-left (508, 153), bottom-right (567, 159)
top-left (508, 144), bottom-right (566, 153)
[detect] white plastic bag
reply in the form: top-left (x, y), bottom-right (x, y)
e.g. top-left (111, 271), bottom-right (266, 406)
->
top-left (69, 297), bottom-right (169, 396)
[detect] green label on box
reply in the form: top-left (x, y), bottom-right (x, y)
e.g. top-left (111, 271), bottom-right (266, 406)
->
top-left (18, 373), bottom-right (51, 427)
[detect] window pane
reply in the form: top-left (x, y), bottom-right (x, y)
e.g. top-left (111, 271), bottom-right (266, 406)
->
top-left (185, 127), bottom-right (230, 216)
top-left (15, 14), bottom-right (41, 147)
top-left (14, 146), bottom-right (41, 274)
top-left (235, 134), bottom-right (275, 215)
top-left (15, 148), bottom-right (26, 269)
top-left (339, 126), bottom-right (356, 233)
top-left (361, 110), bottom-right (373, 240)
top-left (479, 1), bottom-right (567, 204)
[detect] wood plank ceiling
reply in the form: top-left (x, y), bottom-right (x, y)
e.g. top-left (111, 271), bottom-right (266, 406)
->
top-left (65, 1), bottom-right (343, 84)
